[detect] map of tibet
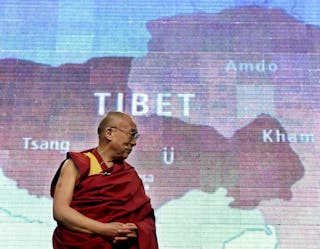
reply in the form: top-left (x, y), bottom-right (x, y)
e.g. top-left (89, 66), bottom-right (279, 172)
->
top-left (0, 6), bottom-right (319, 249)
top-left (0, 57), bottom-right (305, 209)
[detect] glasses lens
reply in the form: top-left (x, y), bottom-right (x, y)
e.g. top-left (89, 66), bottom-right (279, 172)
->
top-left (112, 127), bottom-right (140, 140)
top-left (130, 132), bottom-right (140, 139)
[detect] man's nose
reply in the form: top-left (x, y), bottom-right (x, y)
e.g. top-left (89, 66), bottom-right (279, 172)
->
top-left (130, 138), bottom-right (137, 146)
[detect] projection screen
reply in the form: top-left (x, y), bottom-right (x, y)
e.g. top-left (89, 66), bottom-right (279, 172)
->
top-left (0, 1), bottom-right (319, 248)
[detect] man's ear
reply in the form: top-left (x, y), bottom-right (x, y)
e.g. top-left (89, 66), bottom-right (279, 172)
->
top-left (104, 127), bottom-right (113, 140)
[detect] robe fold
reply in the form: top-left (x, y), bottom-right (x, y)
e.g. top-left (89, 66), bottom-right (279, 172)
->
top-left (50, 148), bottom-right (158, 249)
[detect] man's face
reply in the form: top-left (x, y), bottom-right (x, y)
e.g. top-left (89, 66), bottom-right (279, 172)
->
top-left (110, 119), bottom-right (139, 160)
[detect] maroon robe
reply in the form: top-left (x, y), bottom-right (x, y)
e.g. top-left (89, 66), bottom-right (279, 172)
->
top-left (50, 148), bottom-right (158, 249)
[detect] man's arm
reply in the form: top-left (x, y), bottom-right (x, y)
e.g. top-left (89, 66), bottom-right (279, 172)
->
top-left (52, 159), bottom-right (134, 240)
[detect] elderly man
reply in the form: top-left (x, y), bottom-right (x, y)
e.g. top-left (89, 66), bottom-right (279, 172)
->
top-left (51, 111), bottom-right (158, 249)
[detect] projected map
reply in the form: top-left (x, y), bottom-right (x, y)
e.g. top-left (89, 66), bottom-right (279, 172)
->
top-left (0, 1), bottom-right (319, 249)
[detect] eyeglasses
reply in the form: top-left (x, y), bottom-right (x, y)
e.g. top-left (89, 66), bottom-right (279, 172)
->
top-left (110, 127), bottom-right (140, 140)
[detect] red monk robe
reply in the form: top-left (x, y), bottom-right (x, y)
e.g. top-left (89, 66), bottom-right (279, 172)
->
top-left (50, 148), bottom-right (158, 249)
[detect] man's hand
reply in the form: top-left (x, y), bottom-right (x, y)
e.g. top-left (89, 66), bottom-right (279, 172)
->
top-left (113, 223), bottom-right (138, 244)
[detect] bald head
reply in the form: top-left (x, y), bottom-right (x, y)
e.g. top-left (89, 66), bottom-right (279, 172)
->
top-left (97, 111), bottom-right (134, 138)
top-left (96, 111), bottom-right (138, 161)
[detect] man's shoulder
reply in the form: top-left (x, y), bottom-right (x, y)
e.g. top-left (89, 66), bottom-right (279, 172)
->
top-left (122, 161), bottom-right (140, 177)
top-left (66, 148), bottom-right (95, 159)
top-left (65, 148), bottom-right (95, 172)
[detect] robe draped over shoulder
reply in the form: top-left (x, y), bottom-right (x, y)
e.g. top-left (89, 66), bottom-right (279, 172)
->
top-left (50, 148), bottom-right (158, 249)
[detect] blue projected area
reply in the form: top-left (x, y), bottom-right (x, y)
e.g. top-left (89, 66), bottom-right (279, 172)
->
top-left (0, 0), bottom-right (319, 248)
top-left (0, 0), bottom-right (319, 65)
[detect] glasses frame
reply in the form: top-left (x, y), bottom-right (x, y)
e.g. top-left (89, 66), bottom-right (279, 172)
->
top-left (110, 127), bottom-right (140, 140)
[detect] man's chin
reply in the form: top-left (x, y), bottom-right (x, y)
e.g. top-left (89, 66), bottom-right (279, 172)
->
top-left (124, 149), bottom-right (132, 156)
top-left (115, 152), bottom-right (130, 162)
